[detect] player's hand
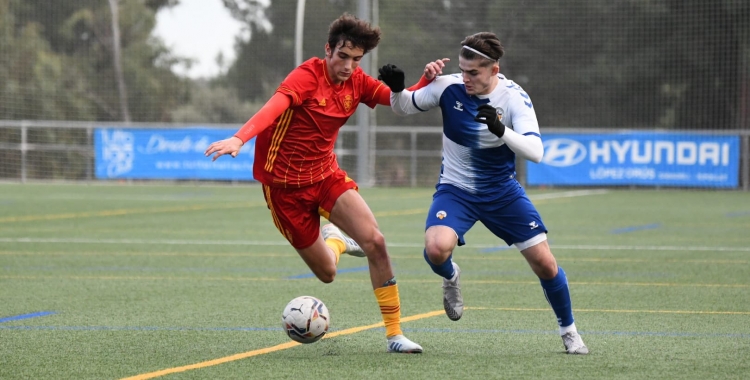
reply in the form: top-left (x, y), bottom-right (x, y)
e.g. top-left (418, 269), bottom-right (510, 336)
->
top-left (204, 136), bottom-right (243, 161)
top-left (378, 63), bottom-right (405, 93)
top-left (423, 58), bottom-right (450, 81)
top-left (474, 104), bottom-right (505, 138)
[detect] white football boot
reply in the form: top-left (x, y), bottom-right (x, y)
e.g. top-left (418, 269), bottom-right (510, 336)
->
top-left (386, 335), bottom-right (423, 353)
top-left (321, 224), bottom-right (365, 257)
top-left (562, 331), bottom-right (589, 354)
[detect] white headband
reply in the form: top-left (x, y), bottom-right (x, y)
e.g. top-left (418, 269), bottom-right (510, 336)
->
top-left (461, 45), bottom-right (497, 62)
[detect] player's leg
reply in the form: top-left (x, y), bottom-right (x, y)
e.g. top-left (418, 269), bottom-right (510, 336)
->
top-left (321, 172), bottom-right (422, 353)
top-left (320, 223), bottom-right (365, 257)
top-left (519, 239), bottom-right (587, 354)
top-left (483, 192), bottom-right (588, 354)
top-left (424, 188), bottom-right (477, 321)
top-left (261, 184), bottom-right (338, 283)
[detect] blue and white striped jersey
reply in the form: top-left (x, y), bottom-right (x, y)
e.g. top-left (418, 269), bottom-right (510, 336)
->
top-left (392, 73), bottom-right (541, 199)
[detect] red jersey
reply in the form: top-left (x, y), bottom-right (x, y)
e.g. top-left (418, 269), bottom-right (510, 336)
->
top-left (253, 58), bottom-right (387, 188)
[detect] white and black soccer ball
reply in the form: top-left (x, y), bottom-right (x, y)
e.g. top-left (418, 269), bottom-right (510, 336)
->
top-left (281, 296), bottom-right (330, 344)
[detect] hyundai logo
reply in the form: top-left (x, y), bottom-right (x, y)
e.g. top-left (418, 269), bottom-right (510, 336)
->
top-left (542, 138), bottom-right (586, 167)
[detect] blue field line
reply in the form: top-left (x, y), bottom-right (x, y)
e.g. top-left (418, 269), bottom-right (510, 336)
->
top-left (0, 311), bottom-right (55, 323)
top-left (1, 266), bottom-right (302, 274)
top-left (611, 223), bottom-right (661, 234)
top-left (726, 211), bottom-right (750, 217)
top-left (285, 265), bottom-right (369, 279)
top-left (2, 324), bottom-right (748, 339)
top-left (0, 325), bottom-right (283, 332)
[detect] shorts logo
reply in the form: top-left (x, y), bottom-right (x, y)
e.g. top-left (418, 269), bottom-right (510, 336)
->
top-left (529, 221), bottom-right (539, 229)
top-left (436, 211), bottom-right (447, 220)
top-left (343, 95), bottom-right (353, 112)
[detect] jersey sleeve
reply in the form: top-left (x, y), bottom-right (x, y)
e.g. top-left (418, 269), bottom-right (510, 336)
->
top-left (361, 73), bottom-right (389, 109)
top-left (389, 75), bottom-right (448, 116)
top-left (501, 89), bottom-right (543, 163)
top-left (276, 65), bottom-right (318, 107)
top-left (506, 89), bottom-right (540, 137)
top-left (369, 74), bottom-right (435, 106)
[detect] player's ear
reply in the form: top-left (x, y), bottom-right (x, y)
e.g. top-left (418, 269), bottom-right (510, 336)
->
top-left (492, 64), bottom-right (500, 75)
top-left (324, 43), bottom-right (331, 58)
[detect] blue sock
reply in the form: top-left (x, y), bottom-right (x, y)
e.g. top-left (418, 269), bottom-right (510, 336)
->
top-left (539, 266), bottom-right (574, 327)
top-left (423, 249), bottom-right (455, 280)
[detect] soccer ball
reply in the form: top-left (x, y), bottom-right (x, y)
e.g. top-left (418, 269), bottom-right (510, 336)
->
top-left (281, 296), bottom-right (330, 344)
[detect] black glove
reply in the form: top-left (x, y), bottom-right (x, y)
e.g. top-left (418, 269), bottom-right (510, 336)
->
top-left (378, 64), bottom-right (405, 93)
top-left (474, 104), bottom-right (505, 138)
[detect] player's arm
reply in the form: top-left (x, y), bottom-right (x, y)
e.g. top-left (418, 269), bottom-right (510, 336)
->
top-left (474, 104), bottom-right (544, 163)
top-left (499, 129), bottom-right (544, 163)
top-left (371, 58), bottom-right (450, 105)
top-left (379, 63), bottom-right (445, 116)
top-left (204, 93), bottom-right (291, 161)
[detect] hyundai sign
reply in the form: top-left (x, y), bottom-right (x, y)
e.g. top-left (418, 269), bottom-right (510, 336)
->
top-left (527, 132), bottom-right (740, 188)
top-left (94, 128), bottom-right (256, 180)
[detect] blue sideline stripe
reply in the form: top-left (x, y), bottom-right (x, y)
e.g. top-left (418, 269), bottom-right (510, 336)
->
top-left (286, 265), bottom-right (368, 279)
top-left (726, 211), bottom-right (750, 217)
top-left (611, 223), bottom-right (661, 234)
top-left (0, 311), bottom-right (55, 323)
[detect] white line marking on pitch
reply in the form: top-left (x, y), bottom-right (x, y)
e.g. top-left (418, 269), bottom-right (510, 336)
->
top-left (1, 237), bottom-right (749, 252)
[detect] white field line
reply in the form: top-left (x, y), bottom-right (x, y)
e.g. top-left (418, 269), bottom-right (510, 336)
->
top-left (1, 237), bottom-right (748, 252)
top-left (0, 188), bottom-right (609, 203)
top-left (3, 187), bottom-right (743, 252)
top-left (528, 188), bottom-right (609, 200)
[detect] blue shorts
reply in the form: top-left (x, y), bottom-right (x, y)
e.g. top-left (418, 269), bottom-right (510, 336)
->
top-left (425, 183), bottom-right (547, 247)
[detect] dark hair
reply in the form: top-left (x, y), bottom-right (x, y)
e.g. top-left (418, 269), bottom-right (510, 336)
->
top-left (327, 13), bottom-right (381, 54)
top-left (460, 32), bottom-right (504, 67)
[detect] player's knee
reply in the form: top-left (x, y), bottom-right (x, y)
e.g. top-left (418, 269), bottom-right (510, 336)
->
top-left (424, 239), bottom-right (451, 264)
top-left (316, 268), bottom-right (336, 284)
top-left (535, 260), bottom-right (558, 280)
top-left (423, 244), bottom-right (446, 264)
top-left (360, 229), bottom-right (387, 259)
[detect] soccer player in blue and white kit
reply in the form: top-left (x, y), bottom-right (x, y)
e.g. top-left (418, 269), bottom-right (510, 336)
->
top-left (378, 32), bottom-right (588, 354)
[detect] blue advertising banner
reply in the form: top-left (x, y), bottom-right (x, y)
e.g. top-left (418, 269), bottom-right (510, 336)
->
top-left (527, 132), bottom-right (740, 188)
top-left (94, 128), bottom-right (256, 180)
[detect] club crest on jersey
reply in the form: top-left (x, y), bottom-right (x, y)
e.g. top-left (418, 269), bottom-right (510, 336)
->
top-left (436, 211), bottom-right (447, 220)
top-left (343, 95), bottom-right (353, 112)
top-left (495, 106), bottom-right (505, 121)
top-left (319, 98), bottom-right (326, 106)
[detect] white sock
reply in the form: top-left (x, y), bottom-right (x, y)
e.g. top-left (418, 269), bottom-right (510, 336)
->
top-left (449, 262), bottom-right (459, 282)
top-left (560, 322), bottom-right (577, 336)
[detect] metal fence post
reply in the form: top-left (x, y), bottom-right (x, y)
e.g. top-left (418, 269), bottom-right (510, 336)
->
top-left (20, 120), bottom-right (27, 183)
top-left (87, 126), bottom-right (93, 181)
top-left (743, 134), bottom-right (749, 191)
top-left (410, 130), bottom-right (417, 187)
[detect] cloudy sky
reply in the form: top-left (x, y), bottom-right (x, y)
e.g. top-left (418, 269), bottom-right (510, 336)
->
top-left (153, 0), bottom-right (243, 79)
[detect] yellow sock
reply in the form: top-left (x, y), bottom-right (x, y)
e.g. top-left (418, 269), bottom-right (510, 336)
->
top-left (374, 284), bottom-right (403, 338)
top-left (325, 239), bottom-right (345, 265)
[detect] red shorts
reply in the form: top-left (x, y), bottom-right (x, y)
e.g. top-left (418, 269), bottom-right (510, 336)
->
top-left (262, 168), bottom-right (358, 249)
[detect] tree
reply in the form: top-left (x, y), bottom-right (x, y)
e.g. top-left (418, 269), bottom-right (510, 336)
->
top-left (3, 0), bottom-right (190, 122)
top-left (107, 0), bottom-right (131, 122)
top-left (170, 81), bottom-right (261, 124)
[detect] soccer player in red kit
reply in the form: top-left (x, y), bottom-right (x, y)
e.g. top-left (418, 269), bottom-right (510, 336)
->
top-left (204, 13), bottom-right (448, 353)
